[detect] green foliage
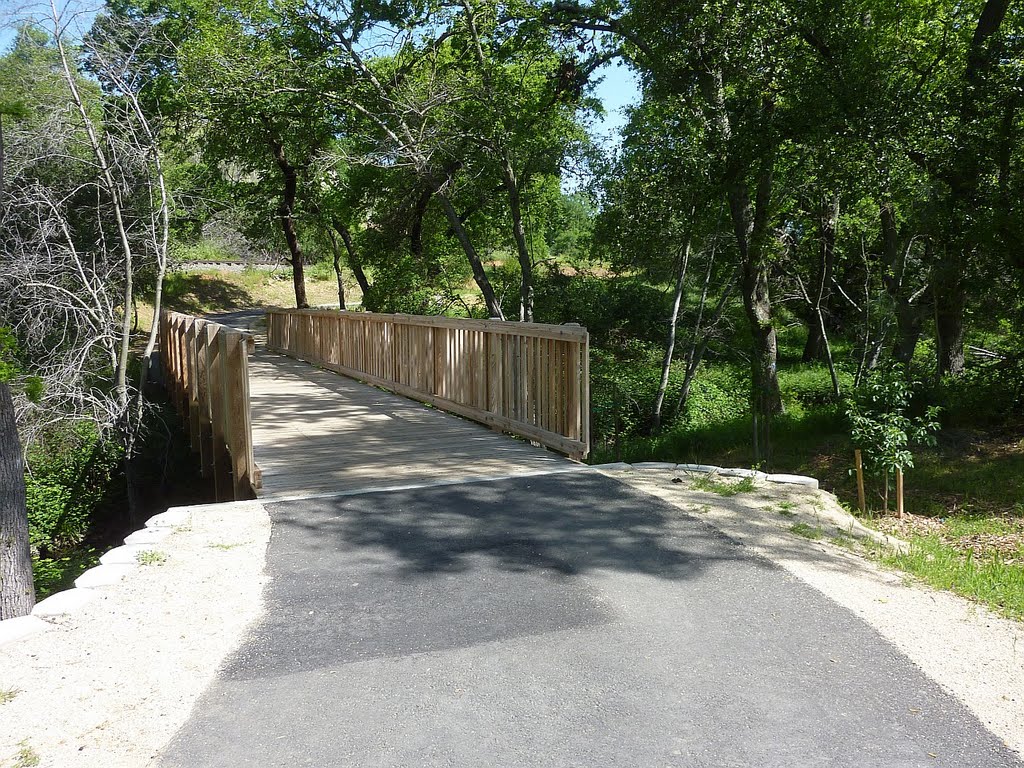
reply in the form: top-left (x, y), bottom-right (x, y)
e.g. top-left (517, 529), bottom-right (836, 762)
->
top-left (25, 423), bottom-right (123, 596)
top-left (931, 364), bottom-right (1024, 429)
top-left (681, 366), bottom-right (750, 430)
top-left (161, 272), bottom-right (257, 315)
top-left (31, 549), bottom-right (99, 599)
top-left (0, 327), bottom-right (19, 383)
top-left (0, 328), bottom-right (43, 401)
top-left (845, 365), bottom-right (940, 477)
top-left (590, 343), bottom-right (663, 440)
top-left (170, 240), bottom-right (242, 263)
top-left (137, 549), bottom-right (168, 565)
top-left (532, 272), bottom-right (670, 344)
top-left (305, 259), bottom-right (337, 282)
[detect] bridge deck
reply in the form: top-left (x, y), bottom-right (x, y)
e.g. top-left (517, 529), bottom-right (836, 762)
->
top-left (247, 350), bottom-right (572, 500)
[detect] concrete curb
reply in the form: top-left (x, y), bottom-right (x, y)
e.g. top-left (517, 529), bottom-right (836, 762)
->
top-left (594, 462), bottom-right (906, 553)
top-left (32, 588), bottom-right (98, 617)
top-left (0, 615), bottom-right (51, 647)
top-left (75, 563), bottom-right (137, 589)
top-left (0, 504), bottom-right (197, 642)
top-left (592, 461), bottom-right (818, 489)
top-left (100, 544), bottom-right (152, 566)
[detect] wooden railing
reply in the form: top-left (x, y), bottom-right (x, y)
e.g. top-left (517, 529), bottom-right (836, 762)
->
top-left (159, 311), bottom-right (259, 500)
top-left (266, 309), bottom-right (590, 458)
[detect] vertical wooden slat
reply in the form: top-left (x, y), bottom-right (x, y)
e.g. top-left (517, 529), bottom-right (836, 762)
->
top-left (206, 323), bottom-right (228, 501)
top-left (259, 308), bottom-right (591, 458)
top-left (567, 337), bottom-right (581, 442)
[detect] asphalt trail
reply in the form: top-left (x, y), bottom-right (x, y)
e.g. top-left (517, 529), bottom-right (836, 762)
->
top-left (160, 472), bottom-right (1022, 767)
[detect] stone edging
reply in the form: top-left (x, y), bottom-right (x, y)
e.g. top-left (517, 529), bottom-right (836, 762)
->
top-left (0, 506), bottom-right (197, 647)
top-left (593, 461), bottom-right (820, 489)
top-left (592, 462), bottom-right (907, 553)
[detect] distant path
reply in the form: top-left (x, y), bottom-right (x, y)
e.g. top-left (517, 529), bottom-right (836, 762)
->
top-left (158, 472), bottom-right (1022, 767)
top-left (206, 310), bottom-right (572, 501)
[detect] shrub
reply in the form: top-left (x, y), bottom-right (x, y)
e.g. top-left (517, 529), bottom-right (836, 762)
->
top-left (531, 272), bottom-right (670, 344)
top-left (845, 364), bottom-right (940, 479)
top-left (25, 423), bottom-right (123, 595)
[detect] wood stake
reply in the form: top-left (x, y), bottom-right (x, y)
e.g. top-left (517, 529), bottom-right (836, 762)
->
top-left (854, 449), bottom-right (866, 514)
top-left (896, 467), bottom-right (904, 519)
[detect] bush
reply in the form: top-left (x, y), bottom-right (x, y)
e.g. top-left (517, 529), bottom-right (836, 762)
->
top-left (680, 365), bottom-right (750, 430)
top-left (25, 422), bottom-right (123, 596)
top-left (306, 259), bottom-right (338, 282)
top-left (531, 272), bottom-right (671, 344)
top-left (929, 361), bottom-right (1024, 429)
top-left (589, 343), bottom-right (663, 440)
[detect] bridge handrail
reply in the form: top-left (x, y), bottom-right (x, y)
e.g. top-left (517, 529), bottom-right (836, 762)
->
top-left (159, 311), bottom-right (258, 499)
top-left (265, 308), bottom-right (590, 458)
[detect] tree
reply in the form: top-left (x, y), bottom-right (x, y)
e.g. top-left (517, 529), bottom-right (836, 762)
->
top-left (0, 332), bottom-right (33, 619)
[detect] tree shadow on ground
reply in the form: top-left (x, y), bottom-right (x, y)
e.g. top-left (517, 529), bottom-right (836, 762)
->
top-left (161, 273), bottom-right (256, 315)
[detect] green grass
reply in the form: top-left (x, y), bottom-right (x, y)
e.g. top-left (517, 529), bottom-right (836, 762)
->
top-left (208, 542), bottom-right (244, 550)
top-left (884, 536), bottom-right (1024, 621)
top-left (790, 522), bottom-right (824, 540)
top-left (14, 742), bottom-right (40, 768)
top-left (0, 688), bottom-right (19, 705)
top-left (136, 550), bottom-right (168, 566)
top-left (690, 475), bottom-right (756, 497)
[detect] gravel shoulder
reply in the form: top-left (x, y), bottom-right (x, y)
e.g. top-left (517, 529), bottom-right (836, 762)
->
top-left (0, 500), bottom-right (271, 768)
top-left (607, 466), bottom-right (1024, 757)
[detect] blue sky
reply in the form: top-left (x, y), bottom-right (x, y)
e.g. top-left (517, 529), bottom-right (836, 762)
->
top-left (591, 60), bottom-right (641, 141)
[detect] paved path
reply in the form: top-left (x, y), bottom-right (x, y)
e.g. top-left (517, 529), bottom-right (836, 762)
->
top-left (159, 472), bottom-right (1021, 767)
top-left (205, 310), bottom-right (572, 501)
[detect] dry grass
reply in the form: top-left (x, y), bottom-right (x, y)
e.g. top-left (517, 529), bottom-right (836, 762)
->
top-left (135, 266), bottom-right (361, 334)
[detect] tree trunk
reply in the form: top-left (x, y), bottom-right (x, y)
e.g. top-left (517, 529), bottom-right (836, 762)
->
top-left (730, 171), bottom-right (783, 420)
top-left (928, 0), bottom-right (1010, 376)
top-left (410, 187), bottom-right (431, 262)
top-left (702, 66), bottom-right (783, 422)
top-left (499, 159), bottom-right (534, 322)
top-left (327, 227), bottom-right (347, 310)
top-left (802, 194), bottom-right (839, 363)
top-left (652, 237), bottom-right (692, 431)
top-left (268, 137), bottom-right (308, 309)
top-left (934, 261), bottom-right (967, 377)
top-left (892, 303), bottom-right (924, 365)
top-left (744, 262), bottom-right (784, 417)
top-left (0, 383), bottom-right (34, 619)
top-left (333, 220), bottom-right (371, 304)
top-left (436, 191), bottom-right (504, 320)
top-left (879, 202), bottom-right (928, 365)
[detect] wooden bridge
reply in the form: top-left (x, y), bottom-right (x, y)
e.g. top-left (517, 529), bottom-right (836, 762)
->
top-left (157, 309), bottom-right (590, 501)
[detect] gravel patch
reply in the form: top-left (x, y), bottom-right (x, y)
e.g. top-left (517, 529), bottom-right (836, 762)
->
top-left (0, 500), bottom-right (271, 768)
top-left (608, 466), bottom-right (1024, 757)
